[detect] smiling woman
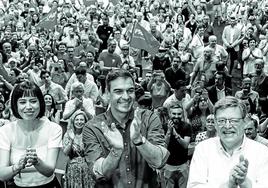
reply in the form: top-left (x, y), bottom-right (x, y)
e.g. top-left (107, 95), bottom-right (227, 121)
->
top-left (0, 81), bottom-right (62, 188)
top-left (63, 110), bottom-right (93, 188)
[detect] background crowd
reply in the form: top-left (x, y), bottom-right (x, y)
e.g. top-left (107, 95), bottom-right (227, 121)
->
top-left (1, 0), bottom-right (268, 187)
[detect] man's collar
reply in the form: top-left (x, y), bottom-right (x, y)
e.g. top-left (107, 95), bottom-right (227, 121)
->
top-left (105, 108), bottom-right (135, 129)
top-left (218, 135), bottom-right (247, 156)
top-left (216, 85), bottom-right (225, 92)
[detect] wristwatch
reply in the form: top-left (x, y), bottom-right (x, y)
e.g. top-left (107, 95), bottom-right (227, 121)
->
top-left (133, 136), bottom-right (146, 146)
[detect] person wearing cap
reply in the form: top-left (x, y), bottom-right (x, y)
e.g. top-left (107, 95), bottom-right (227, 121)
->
top-left (152, 47), bottom-right (171, 71)
top-left (244, 115), bottom-right (268, 147)
top-left (222, 15), bottom-right (243, 75)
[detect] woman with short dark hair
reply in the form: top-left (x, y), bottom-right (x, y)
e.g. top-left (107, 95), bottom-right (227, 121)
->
top-left (0, 81), bottom-right (62, 187)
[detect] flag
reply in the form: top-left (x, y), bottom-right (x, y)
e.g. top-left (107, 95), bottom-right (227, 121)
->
top-left (0, 63), bottom-right (10, 82)
top-left (36, 8), bottom-right (57, 30)
top-left (83, 0), bottom-right (97, 7)
top-left (130, 22), bottom-right (160, 56)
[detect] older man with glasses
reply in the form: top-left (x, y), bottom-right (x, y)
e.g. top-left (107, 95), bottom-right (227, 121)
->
top-left (187, 96), bottom-right (268, 188)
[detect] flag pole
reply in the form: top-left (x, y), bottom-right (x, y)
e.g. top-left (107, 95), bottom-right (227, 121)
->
top-left (127, 20), bottom-right (137, 45)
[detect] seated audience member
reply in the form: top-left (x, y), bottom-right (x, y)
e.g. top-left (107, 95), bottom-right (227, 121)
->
top-left (187, 96), bottom-right (268, 187)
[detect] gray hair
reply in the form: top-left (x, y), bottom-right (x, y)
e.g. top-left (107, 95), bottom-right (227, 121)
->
top-left (214, 96), bottom-right (247, 119)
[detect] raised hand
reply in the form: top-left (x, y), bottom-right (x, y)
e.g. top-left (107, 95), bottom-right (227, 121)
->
top-left (101, 122), bottom-right (124, 150)
top-left (130, 107), bottom-right (143, 143)
top-left (230, 155), bottom-right (249, 186)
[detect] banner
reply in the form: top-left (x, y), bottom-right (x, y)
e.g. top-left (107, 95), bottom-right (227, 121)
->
top-left (130, 22), bottom-right (160, 56)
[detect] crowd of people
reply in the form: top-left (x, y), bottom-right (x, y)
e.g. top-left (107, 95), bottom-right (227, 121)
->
top-left (0, 0), bottom-right (268, 187)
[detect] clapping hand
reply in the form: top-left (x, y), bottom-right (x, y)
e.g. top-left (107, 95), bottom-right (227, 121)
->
top-left (130, 107), bottom-right (143, 144)
top-left (101, 122), bottom-right (124, 150)
top-left (25, 148), bottom-right (39, 167)
top-left (230, 155), bottom-right (249, 186)
top-left (15, 155), bottom-right (27, 171)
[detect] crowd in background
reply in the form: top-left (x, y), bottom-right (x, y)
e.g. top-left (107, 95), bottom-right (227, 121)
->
top-left (1, 0), bottom-right (268, 187)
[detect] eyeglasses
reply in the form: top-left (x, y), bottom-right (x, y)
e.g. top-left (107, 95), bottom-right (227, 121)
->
top-left (216, 118), bottom-right (243, 127)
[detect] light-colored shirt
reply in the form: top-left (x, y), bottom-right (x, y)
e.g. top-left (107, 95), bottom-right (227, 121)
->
top-left (187, 136), bottom-right (268, 188)
top-left (0, 117), bottom-right (62, 187)
top-left (40, 82), bottom-right (68, 110)
top-left (65, 73), bottom-right (95, 97)
top-left (63, 96), bottom-right (95, 119)
top-left (216, 86), bottom-right (226, 101)
top-left (255, 134), bottom-right (268, 147)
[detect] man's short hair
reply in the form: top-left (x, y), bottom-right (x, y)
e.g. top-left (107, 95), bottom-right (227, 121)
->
top-left (173, 80), bottom-right (187, 90)
top-left (106, 69), bottom-right (134, 92)
top-left (75, 67), bottom-right (87, 75)
top-left (214, 96), bottom-right (247, 119)
top-left (40, 70), bottom-right (51, 78)
top-left (169, 103), bottom-right (183, 110)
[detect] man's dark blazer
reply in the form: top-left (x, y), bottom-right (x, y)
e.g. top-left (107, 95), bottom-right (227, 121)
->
top-left (207, 85), bottom-right (233, 104)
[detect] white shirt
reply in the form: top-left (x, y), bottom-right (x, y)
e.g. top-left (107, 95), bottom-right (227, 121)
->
top-left (216, 86), bottom-right (226, 101)
top-left (0, 117), bottom-right (62, 187)
top-left (187, 137), bottom-right (268, 188)
top-left (63, 97), bottom-right (95, 119)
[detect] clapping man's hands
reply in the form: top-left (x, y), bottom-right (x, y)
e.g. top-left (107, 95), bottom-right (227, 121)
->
top-left (130, 107), bottom-right (143, 144)
top-left (101, 122), bottom-right (124, 151)
top-left (229, 155), bottom-right (250, 187)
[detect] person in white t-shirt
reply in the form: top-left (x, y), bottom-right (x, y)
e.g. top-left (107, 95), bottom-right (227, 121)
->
top-left (0, 80), bottom-right (62, 187)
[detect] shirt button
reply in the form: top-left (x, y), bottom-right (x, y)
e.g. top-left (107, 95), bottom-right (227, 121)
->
top-left (126, 168), bottom-right (130, 172)
top-left (128, 181), bottom-right (132, 184)
top-left (124, 142), bottom-right (127, 146)
top-left (125, 155), bottom-right (129, 159)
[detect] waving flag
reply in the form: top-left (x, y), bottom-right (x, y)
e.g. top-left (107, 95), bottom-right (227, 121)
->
top-left (130, 22), bottom-right (160, 56)
top-left (36, 8), bottom-right (57, 30)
